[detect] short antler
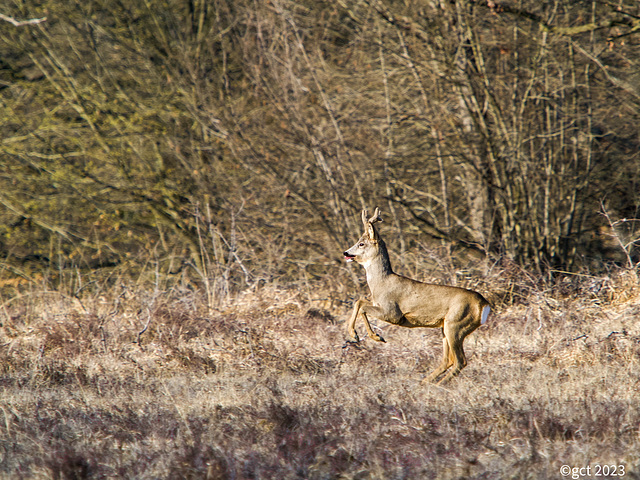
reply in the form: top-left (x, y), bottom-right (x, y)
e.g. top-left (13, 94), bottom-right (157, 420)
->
top-left (361, 207), bottom-right (382, 226)
top-left (361, 207), bottom-right (383, 240)
top-left (368, 207), bottom-right (382, 224)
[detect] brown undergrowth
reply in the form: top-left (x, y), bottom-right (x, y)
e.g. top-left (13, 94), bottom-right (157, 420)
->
top-left (0, 270), bottom-right (639, 479)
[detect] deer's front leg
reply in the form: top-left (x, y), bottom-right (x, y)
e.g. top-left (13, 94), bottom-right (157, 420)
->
top-left (359, 301), bottom-right (406, 342)
top-left (359, 301), bottom-right (395, 342)
top-left (360, 309), bottom-right (386, 343)
top-left (346, 298), bottom-right (366, 342)
top-left (346, 298), bottom-right (385, 342)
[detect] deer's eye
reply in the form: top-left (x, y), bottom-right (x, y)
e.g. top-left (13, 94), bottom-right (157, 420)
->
top-left (358, 242), bottom-right (365, 247)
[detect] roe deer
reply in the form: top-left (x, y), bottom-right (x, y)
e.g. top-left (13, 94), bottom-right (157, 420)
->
top-left (343, 208), bottom-right (490, 384)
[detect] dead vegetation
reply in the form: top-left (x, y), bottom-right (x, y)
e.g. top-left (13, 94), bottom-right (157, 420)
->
top-left (1, 268), bottom-right (639, 479)
top-left (2, 1), bottom-right (640, 476)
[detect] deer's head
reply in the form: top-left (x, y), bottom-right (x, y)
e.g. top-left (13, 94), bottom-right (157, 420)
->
top-left (343, 207), bottom-right (383, 266)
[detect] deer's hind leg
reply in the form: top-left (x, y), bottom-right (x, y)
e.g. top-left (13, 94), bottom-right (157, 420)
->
top-left (437, 335), bottom-right (466, 384)
top-left (436, 315), bottom-right (481, 384)
top-left (423, 331), bottom-right (453, 383)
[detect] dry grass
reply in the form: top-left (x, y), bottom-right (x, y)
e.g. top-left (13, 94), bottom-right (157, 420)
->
top-left (1, 270), bottom-right (639, 479)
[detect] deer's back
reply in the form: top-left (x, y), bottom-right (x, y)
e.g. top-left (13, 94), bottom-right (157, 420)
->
top-left (373, 274), bottom-right (487, 327)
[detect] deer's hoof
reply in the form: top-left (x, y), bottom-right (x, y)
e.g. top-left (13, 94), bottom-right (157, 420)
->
top-left (346, 332), bottom-right (360, 343)
top-left (373, 334), bottom-right (386, 343)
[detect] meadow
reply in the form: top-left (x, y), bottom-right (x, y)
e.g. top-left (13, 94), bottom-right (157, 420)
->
top-left (0, 267), bottom-right (639, 479)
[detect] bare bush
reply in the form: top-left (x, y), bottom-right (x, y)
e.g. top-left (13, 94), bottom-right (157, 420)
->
top-left (0, 272), bottom-right (639, 478)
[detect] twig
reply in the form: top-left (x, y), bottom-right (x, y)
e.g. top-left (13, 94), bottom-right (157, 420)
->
top-left (0, 13), bottom-right (47, 26)
top-left (600, 201), bottom-right (636, 269)
top-left (99, 324), bottom-right (108, 354)
top-left (606, 330), bottom-right (626, 339)
top-left (137, 308), bottom-right (152, 347)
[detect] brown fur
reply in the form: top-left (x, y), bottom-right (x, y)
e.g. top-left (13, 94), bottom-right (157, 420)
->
top-left (344, 208), bottom-right (491, 384)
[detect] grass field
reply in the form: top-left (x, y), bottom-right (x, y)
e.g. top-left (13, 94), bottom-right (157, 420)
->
top-left (1, 269), bottom-right (639, 479)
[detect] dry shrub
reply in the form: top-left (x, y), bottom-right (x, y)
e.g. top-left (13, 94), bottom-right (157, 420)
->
top-left (0, 274), bottom-right (639, 478)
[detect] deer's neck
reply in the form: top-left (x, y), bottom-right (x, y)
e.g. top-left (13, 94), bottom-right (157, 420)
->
top-left (364, 240), bottom-right (394, 288)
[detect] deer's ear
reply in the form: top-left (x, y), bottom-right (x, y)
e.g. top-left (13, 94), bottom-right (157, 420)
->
top-left (365, 222), bottom-right (376, 240)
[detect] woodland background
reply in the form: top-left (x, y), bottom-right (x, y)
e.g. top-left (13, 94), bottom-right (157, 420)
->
top-left (1, 0), bottom-right (640, 300)
top-left (2, 1), bottom-right (640, 479)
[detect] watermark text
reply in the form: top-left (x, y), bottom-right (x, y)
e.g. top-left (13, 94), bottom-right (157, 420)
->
top-left (560, 464), bottom-right (625, 478)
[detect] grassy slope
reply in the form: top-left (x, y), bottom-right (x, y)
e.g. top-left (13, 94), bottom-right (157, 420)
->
top-left (0, 276), bottom-right (639, 479)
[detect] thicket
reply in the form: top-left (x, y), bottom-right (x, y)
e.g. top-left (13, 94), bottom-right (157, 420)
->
top-left (1, 0), bottom-right (640, 301)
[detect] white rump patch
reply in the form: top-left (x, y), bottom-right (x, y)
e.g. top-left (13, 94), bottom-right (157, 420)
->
top-left (481, 305), bottom-right (491, 325)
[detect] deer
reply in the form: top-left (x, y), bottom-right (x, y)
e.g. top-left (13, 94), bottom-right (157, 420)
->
top-left (343, 207), bottom-right (491, 384)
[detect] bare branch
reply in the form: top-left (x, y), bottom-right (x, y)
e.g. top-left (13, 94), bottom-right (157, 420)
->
top-left (473, 0), bottom-right (639, 37)
top-left (600, 201), bottom-right (635, 269)
top-left (0, 13), bottom-right (47, 27)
